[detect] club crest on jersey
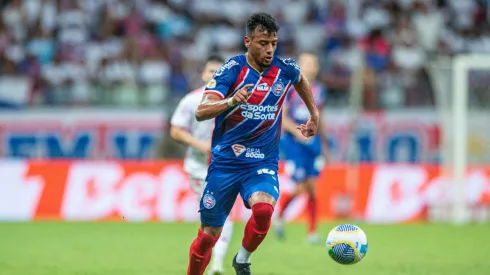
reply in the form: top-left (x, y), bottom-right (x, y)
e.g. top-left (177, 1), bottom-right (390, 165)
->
top-left (272, 81), bottom-right (285, 96)
top-left (256, 83), bottom-right (269, 92)
top-left (203, 193), bottom-right (216, 209)
top-left (232, 144), bottom-right (246, 157)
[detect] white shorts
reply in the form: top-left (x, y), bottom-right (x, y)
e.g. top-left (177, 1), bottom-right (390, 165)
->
top-left (190, 177), bottom-right (205, 195)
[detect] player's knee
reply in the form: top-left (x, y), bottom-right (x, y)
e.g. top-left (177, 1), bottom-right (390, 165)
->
top-left (306, 187), bottom-right (315, 197)
top-left (305, 178), bottom-right (316, 195)
top-left (251, 202), bottom-right (274, 231)
top-left (294, 184), bottom-right (303, 196)
top-left (201, 224), bottom-right (223, 237)
top-left (249, 191), bottom-right (276, 206)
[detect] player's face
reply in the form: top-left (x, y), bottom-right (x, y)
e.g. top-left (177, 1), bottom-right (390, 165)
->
top-left (245, 28), bottom-right (278, 69)
top-left (298, 53), bottom-right (319, 81)
top-left (201, 61), bottom-right (223, 83)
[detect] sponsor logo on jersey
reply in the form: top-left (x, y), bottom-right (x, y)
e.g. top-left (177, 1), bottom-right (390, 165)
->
top-left (206, 79), bottom-right (216, 88)
top-left (232, 144), bottom-right (246, 156)
top-left (272, 81), bottom-right (284, 96)
top-left (245, 148), bottom-right (265, 159)
top-left (279, 57), bottom-right (300, 70)
top-left (214, 60), bottom-right (239, 76)
top-left (256, 83), bottom-right (269, 91)
top-left (202, 192), bottom-right (216, 209)
top-left (240, 104), bottom-right (278, 120)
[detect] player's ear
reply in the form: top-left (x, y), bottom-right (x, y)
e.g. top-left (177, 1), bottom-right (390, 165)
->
top-left (244, 36), bottom-right (251, 48)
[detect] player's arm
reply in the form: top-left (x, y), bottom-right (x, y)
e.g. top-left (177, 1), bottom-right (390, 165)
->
top-left (195, 84), bottom-right (253, 121)
top-left (170, 95), bottom-right (210, 153)
top-left (170, 126), bottom-right (210, 154)
top-left (293, 74), bottom-right (320, 137)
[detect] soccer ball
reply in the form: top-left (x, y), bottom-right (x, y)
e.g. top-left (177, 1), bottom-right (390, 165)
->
top-left (326, 224), bottom-right (368, 265)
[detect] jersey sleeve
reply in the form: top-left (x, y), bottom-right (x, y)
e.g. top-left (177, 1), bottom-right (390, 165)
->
top-left (278, 57), bottom-right (301, 85)
top-left (170, 94), bottom-right (194, 129)
top-left (203, 58), bottom-right (240, 99)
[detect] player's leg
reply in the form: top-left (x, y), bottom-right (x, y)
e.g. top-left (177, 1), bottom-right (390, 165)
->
top-left (275, 158), bottom-right (307, 240)
top-left (277, 160), bottom-right (303, 218)
top-left (304, 155), bottom-right (322, 244)
top-left (209, 219), bottom-right (233, 274)
top-left (189, 178), bottom-right (233, 275)
top-left (232, 167), bottom-right (279, 274)
top-left (188, 178), bottom-right (221, 274)
top-left (190, 178), bottom-right (205, 198)
top-left (277, 139), bottom-right (296, 218)
top-left (188, 224), bottom-right (222, 275)
top-left (304, 176), bottom-right (319, 242)
top-left (187, 170), bottom-right (240, 275)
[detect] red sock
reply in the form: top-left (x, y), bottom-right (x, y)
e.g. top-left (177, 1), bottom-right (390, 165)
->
top-left (279, 194), bottom-right (295, 218)
top-left (242, 202), bottom-right (274, 252)
top-left (307, 196), bottom-right (317, 234)
top-left (187, 229), bottom-right (219, 275)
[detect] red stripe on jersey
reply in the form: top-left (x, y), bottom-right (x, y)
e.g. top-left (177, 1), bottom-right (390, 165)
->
top-left (203, 90), bottom-right (224, 99)
top-left (247, 66), bottom-right (280, 105)
top-left (223, 109), bottom-right (244, 132)
top-left (223, 66), bottom-right (280, 132)
top-left (228, 66), bottom-right (249, 97)
top-left (249, 81), bottom-right (291, 138)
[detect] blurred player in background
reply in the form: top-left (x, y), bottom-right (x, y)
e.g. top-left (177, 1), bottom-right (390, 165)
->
top-left (186, 12), bottom-right (319, 275)
top-left (170, 55), bottom-right (233, 275)
top-left (275, 52), bottom-right (328, 244)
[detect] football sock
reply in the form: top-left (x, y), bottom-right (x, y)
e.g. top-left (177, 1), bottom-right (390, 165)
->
top-left (307, 196), bottom-right (317, 234)
top-left (187, 228), bottom-right (219, 275)
top-left (211, 220), bottom-right (233, 270)
top-left (236, 245), bottom-right (253, 264)
top-left (239, 202), bottom-right (274, 263)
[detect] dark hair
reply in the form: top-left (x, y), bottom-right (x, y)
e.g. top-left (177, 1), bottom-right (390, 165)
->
top-left (246, 12), bottom-right (280, 37)
top-left (205, 54), bottom-right (225, 64)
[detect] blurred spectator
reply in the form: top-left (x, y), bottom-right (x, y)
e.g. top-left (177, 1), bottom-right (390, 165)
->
top-left (412, 0), bottom-right (444, 54)
top-left (0, 0), bottom-right (488, 109)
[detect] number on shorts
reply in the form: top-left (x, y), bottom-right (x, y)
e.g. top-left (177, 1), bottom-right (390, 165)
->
top-left (257, 168), bottom-right (275, 175)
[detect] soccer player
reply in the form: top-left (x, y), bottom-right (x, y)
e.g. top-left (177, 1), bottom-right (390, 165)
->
top-left (275, 52), bottom-right (329, 244)
top-left (186, 12), bottom-right (319, 275)
top-left (170, 55), bottom-right (233, 275)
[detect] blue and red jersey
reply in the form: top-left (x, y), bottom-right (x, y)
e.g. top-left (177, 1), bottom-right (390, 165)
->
top-left (204, 54), bottom-right (301, 170)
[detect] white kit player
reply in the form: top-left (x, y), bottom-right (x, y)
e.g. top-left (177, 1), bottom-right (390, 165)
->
top-left (170, 55), bottom-right (232, 275)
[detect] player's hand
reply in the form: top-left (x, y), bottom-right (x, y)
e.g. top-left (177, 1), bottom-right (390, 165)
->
top-left (195, 140), bottom-right (211, 154)
top-left (231, 84), bottom-right (254, 105)
top-left (296, 117), bottom-right (319, 139)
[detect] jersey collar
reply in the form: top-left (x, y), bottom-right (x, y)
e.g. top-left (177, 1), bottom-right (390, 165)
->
top-left (245, 53), bottom-right (272, 76)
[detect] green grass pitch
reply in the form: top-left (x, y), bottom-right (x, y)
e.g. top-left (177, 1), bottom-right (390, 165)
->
top-left (0, 222), bottom-right (488, 275)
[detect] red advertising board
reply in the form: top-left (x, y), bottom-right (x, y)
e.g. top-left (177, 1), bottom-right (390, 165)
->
top-left (1, 160), bottom-right (489, 223)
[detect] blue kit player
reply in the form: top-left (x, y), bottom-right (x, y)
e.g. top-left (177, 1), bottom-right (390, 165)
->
top-left (186, 12), bottom-right (320, 275)
top-left (276, 52), bottom-right (329, 244)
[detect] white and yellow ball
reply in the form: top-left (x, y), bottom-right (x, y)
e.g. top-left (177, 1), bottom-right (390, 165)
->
top-left (326, 224), bottom-right (368, 265)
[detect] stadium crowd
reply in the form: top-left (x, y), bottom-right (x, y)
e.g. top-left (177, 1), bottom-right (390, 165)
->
top-left (0, 0), bottom-right (489, 110)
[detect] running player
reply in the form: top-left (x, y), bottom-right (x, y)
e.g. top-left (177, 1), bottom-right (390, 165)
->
top-left (170, 55), bottom-right (233, 275)
top-left (275, 52), bottom-right (329, 244)
top-left (186, 13), bottom-right (319, 275)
